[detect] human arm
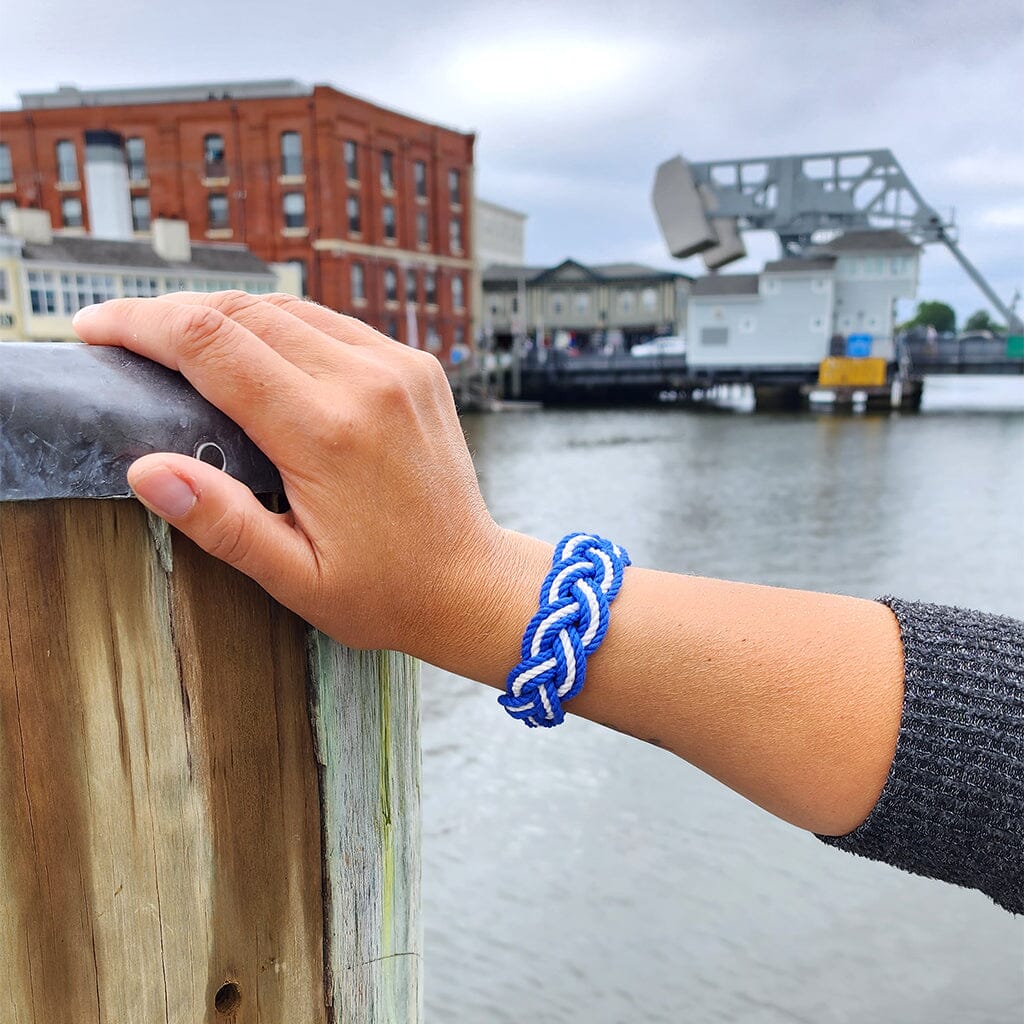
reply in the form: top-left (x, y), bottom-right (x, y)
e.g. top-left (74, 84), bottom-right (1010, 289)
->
top-left (71, 292), bottom-right (1021, 910)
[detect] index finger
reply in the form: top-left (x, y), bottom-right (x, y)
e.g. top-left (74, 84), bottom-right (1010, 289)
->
top-left (73, 297), bottom-right (318, 458)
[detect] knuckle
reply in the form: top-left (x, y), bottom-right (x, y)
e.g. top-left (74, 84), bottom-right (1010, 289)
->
top-left (263, 292), bottom-right (309, 313)
top-left (205, 505), bottom-right (255, 567)
top-left (170, 306), bottom-right (236, 362)
top-left (373, 366), bottom-right (412, 408)
top-left (208, 289), bottom-right (261, 319)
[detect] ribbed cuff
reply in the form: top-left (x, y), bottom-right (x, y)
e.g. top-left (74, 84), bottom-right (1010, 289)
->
top-left (817, 596), bottom-right (1024, 914)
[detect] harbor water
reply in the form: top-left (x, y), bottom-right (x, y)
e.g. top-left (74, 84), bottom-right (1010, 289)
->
top-left (421, 378), bottom-right (1024, 1024)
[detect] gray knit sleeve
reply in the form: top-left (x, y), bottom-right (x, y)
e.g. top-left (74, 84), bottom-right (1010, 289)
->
top-left (817, 596), bottom-right (1023, 914)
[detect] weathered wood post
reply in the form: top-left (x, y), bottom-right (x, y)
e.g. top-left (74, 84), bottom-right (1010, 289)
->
top-left (0, 343), bottom-right (422, 1023)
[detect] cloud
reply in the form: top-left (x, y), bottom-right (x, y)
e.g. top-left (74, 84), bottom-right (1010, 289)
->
top-left (980, 204), bottom-right (1024, 229)
top-left (1, 0), bottom-right (1020, 319)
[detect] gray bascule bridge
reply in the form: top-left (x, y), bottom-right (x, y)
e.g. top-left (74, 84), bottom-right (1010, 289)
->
top-left (517, 149), bottom-right (1021, 409)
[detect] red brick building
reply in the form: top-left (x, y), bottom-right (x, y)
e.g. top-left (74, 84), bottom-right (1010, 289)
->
top-left (0, 80), bottom-right (476, 357)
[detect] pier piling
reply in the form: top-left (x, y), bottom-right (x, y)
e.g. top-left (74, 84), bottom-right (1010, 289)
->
top-left (0, 344), bottom-right (422, 1024)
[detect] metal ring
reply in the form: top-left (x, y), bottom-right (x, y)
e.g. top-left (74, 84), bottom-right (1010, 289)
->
top-left (194, 441), bottom-right (227, 471)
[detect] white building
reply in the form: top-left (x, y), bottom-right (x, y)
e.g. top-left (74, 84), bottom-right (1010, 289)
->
top-left (474, 199), bottom-right (527, 269)
top-left (687, 230), bottom-right (920, 370)
top-left (473, 199), bottom-right (527, 346)
top-left (0, 208), bottom-right (299, 343)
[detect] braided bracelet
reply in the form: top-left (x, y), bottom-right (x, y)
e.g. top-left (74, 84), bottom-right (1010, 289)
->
top-left (499, 532), bottom-right (631, 728)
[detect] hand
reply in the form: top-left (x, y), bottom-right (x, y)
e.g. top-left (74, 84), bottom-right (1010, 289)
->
top-left (73, 291), bottom-right (512, 655)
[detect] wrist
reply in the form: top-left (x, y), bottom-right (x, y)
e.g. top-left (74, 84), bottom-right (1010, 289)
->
top-left (406, 525), bottom-right (554, 687)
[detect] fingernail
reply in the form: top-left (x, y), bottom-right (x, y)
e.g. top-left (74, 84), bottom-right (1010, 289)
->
top-left (131, 468), bottom-right (197, 518)
top-left (72, 304), bottom-right (102, 327)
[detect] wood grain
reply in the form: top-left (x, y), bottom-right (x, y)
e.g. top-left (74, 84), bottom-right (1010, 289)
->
top-left (307, 637), bottom-right (423, 1023)
top-left (0, 500), bottom-right (422, 1023)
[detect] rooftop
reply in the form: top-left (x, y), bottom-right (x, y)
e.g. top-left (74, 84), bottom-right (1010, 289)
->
top-left (689, 273), bottom-right (761, 297)
top-left (19, 80), bottom-right (309, 110)
top-left (483, 259), bottom-right (686, 285)
top-left (763, 256), bottom-right (836, 274)
top-left (475, 198), bottom-right (528, 220)
top-left (819, 229), bottom-right (919, 253)
top-left (19, 234), bottom-right (273, 274)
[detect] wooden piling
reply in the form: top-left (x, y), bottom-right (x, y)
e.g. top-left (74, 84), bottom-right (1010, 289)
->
top-left (0, 499), bottom-right (422, 1023)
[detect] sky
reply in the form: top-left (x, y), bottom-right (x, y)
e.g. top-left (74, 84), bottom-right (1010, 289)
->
top-left (3, 0), bottom-right (1022, 325)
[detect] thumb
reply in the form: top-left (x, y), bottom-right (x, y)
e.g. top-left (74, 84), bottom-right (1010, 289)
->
top-left (127, 453), bottom-right (314, 600)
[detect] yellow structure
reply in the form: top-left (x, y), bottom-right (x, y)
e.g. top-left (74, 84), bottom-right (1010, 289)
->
top-left (818, 357), bottom-right (887, 388)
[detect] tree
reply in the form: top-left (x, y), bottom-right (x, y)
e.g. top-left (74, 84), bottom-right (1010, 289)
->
top-left (902, 300), bottom-right (956, 335)
top-left (963, 309), bottom-right (1004, 334)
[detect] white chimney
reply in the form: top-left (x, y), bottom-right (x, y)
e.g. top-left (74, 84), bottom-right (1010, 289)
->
top-left (151, 218), bottom-right (192, 263)
top-left (5, 207), bottom-right (53, 245)
top-left (83, 130), bottom-right (133, 240)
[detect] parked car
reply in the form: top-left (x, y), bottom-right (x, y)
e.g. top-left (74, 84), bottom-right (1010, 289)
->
top-left (630, 335), bottom-right (687, 357)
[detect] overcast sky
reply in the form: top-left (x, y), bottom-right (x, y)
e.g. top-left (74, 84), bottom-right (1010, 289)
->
top-left (4, 0), bottom-right (1022, 322)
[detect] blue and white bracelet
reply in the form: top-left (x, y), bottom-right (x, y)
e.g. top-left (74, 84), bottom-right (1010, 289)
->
top-left (499, 532), bottom-right (631, 728)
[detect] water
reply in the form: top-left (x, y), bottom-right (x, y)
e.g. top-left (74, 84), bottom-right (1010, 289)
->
top-left (422, 378), bottom-right (1024, 1024)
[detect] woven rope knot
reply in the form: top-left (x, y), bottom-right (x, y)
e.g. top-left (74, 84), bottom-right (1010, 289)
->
top-left (499, 532), bottom-right (631, 728)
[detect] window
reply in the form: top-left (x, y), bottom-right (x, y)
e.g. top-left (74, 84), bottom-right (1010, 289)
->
top-left (282, 192), bottom-right (306, 229)
top-left (287, 258), bottom-right (308, 297)
top-left (207, 193), bottom-right (229, 230)
top-left (452, 275), bottom-right (465, 310)
top-left (641, 287), bottom-right (657, 312)
top-left (405, 268), bottom-right (418, 303)
top-left (123, 275), bottom-right (161, 297)
top-left (43, 271), bottom-right (118, 316)
top-left (28, 271), bottom-right (59, 314)
top-left (424, 270), bottom-right (437, 305)
top-left (280, 131), bottom-right (303, 176)
top-left (574, 291), bottom-right (590, 313)
top-left (449, 216), bottom-right (462, 252)
top-left (131, 194), bottom-right (151, 232)
top-left (619, 290), bottom-right (635, 313)
top-left (350, 262), bottom-right (366, 302)
top-left (204, 134), bottom-right (225, 178)
top-left (380, 150), bottom-right (394, 192)
top-left (414, 160), bottom-right (427, 199)
top-left (384, 267), bottom-right (398, 303)
top-left (448, 168), bottom-right (461, 206)
top-left (56, 140), bottom-right (78, 184)
top-left (0, 268), bottom-right (9, 302)
top-left (0, 143), bottom-right (12, 184)
top-left (890, 257), bottom-right (910, 276)
top-left (863, 257), bottom-right (884, 276)
top-left (0, 199), bottom-right (15, 226)
top-left (344, 140), bottom-right (359, 182)
top-left (347, 195), bottom-right (361, 234)
top-left (416, 211), bottom-right (429, 246)
top-left (701, 326), bottom-right (728, 346)
top-left (61, 196), bottom-right (83, 228)
top-left (383, 203), bottom-right (396, 240)
top-left (551, 292), bottom-right (566, 315)
top-left (454, 325), bottom-right (465, 348)
top-left (126, 137), bottom-right (147, 181)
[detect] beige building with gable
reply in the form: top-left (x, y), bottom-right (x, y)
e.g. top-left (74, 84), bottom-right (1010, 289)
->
top-left (483, 258), bottom-right (689, 350)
